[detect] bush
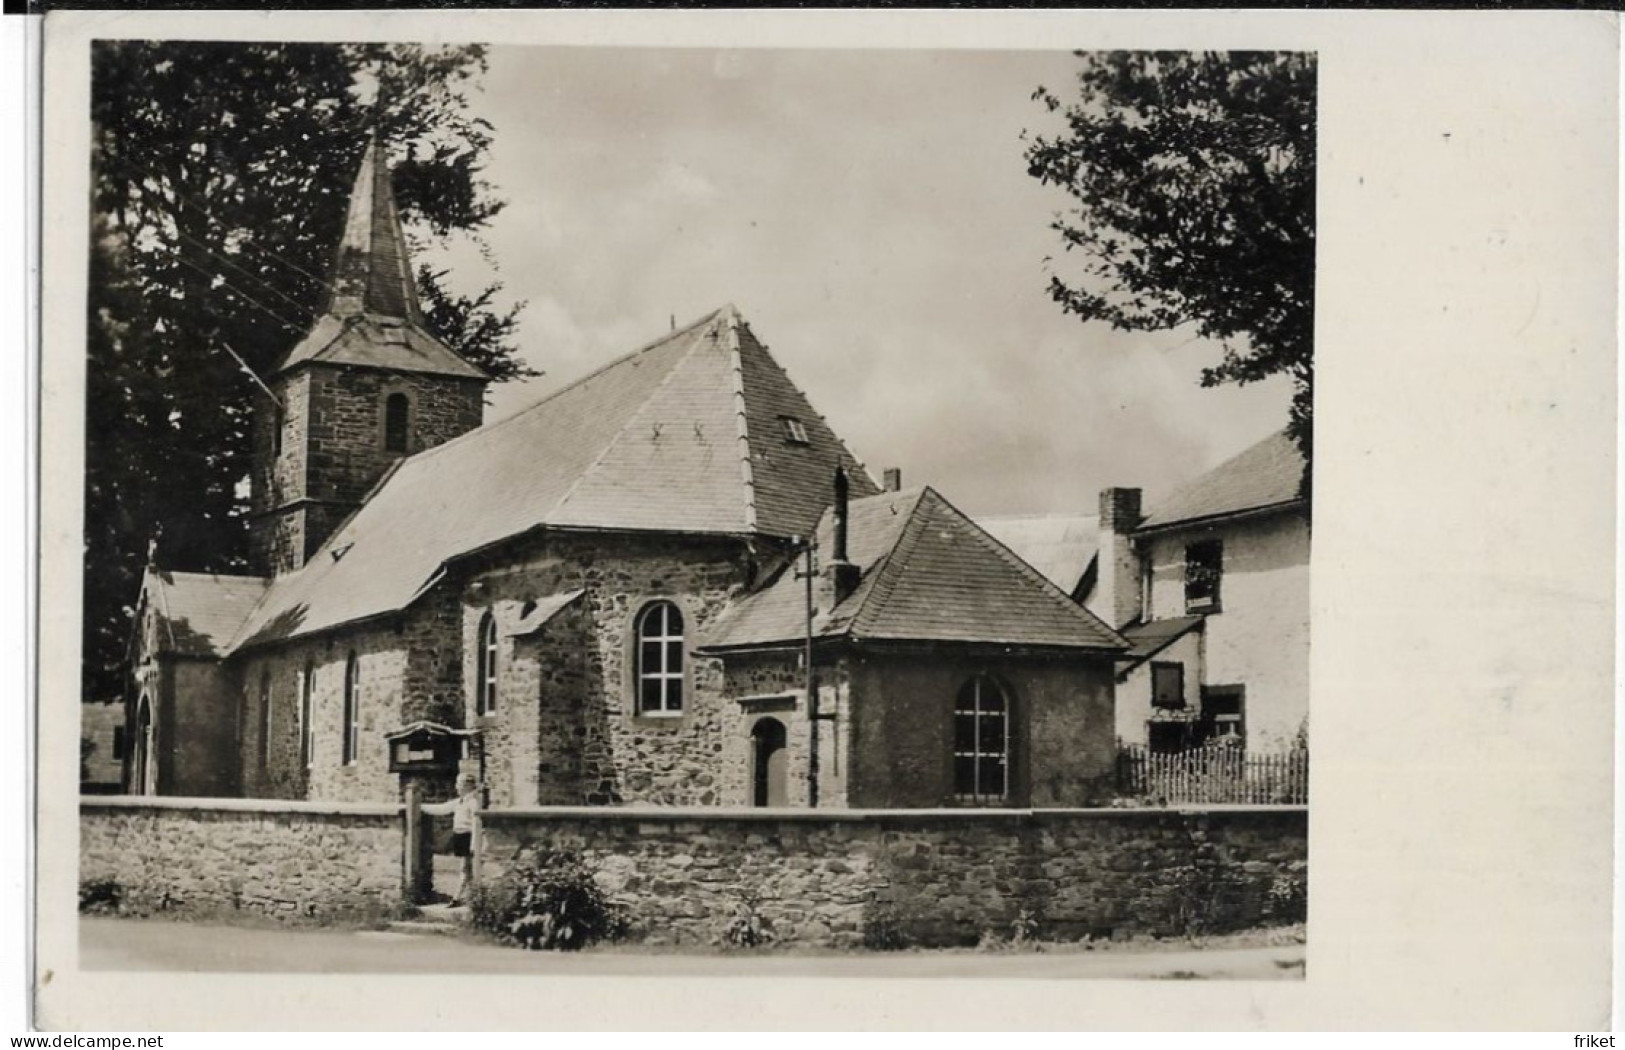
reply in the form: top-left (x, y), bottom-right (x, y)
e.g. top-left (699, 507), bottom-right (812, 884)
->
top-left (860, 898), bottom-right (912, 951)
top-left (720, 892), bottom-right (775, 949)
top-left (78, 878), bottom-right (123, 914)
top-left (470, 849), bottom-right (625, 951)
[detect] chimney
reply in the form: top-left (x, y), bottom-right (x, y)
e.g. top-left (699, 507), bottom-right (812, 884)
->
top-left (1094, 487), bottom-right (1143, 630)
top-left (825, 466), bottom-right (862, 605)
top-left (882, 467), bottom-right (902, 492)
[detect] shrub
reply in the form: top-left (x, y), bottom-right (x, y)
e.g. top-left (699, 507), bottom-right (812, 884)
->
top-left (860, 897), bottom-right (912, 951)
top-left (78, 878), bottom-right (122, 914)
top-left (470, 849), bottom-right (625, 951)
top-left (720, 892), bottom-right (775, 949)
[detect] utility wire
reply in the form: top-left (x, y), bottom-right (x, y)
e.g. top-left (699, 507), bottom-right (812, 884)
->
top-left (103, 148), bottom-right (341, 294)
top-left (171, 252), bottom-right (310, 337)
top-left (171, 225), bottom-right (323, 324)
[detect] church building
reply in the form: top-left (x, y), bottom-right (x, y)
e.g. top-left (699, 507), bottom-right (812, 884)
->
top-left (126, 140), bottom-right (1128, 809)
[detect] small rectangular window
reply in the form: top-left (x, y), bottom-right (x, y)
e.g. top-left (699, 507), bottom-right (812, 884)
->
top-left (1201, 686), bottom-right (1245, 743)
top-left (780, 417), bottom-right (810, 445)
top-left (1151, 662), bottom-right (1185, 709)
top-left (1184, 538), bottom-right (1223, 612)
top-left (112, 725), bottom-right (126, 760)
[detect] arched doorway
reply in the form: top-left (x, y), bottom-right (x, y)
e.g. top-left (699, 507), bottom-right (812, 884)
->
top-left (132, 696), bottom-right (154, 796)
top-left (751, 717), bottom-right (788, 807)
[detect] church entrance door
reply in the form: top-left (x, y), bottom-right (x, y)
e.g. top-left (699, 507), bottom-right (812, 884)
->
top-left (751, 717), bottom-right (788, 807)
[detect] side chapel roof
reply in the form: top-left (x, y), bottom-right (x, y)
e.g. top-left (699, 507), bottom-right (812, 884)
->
top-left (139, 568), bottom-right (270, 658)
top-left (701, 486), bottom-right (1128, 653)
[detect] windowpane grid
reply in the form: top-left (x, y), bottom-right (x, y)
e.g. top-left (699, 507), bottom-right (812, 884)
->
top-left (477, 614), bottom-right (498, 716)
top-left (300, 665), bottom-right (314, 770)
top-left (342, 655), bottom-right (359, 766)
top-left (637, 602), bottom-right (684, 714)
top-left (953, 676), bottom-right (1008, 803)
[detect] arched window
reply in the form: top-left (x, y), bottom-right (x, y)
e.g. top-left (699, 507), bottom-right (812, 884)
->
top-left (476, 612), bottom-right (498, 716)
top-left (384, 392), bottom-right (410, 453)
top-left (342, 652), bottom-right (360, 766)
top-left (953, 676), bottom-right (1009, 803)
top-left (259, 670), bottom-right (273, 773)
top-left (636, 601), bottom-right (684, 715)
top-left (300, 661), bottom-right (315, 770)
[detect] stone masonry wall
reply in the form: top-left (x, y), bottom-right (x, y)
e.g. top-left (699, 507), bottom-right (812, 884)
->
top-left (81, 797), bottom-right (405, 922)
top-left (479, 806), bottom-right (1308, 948)
top-left (249, 365), bottom-right (484, 575)
top-left (305, 366), bottom-right (484, 508)
top-left (458, 532), bottom-right (753, 807)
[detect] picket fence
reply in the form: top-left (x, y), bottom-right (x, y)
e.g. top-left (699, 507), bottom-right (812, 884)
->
top-left (1116, 742), bottom-right (1308, 805)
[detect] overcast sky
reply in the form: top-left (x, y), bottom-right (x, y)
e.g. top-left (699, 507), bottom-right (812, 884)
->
top-left (427, 46), bottom-right (1294, 517)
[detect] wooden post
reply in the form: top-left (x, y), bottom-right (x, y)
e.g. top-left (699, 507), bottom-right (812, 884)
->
top-left (403, 779), bottom-right (425, 905)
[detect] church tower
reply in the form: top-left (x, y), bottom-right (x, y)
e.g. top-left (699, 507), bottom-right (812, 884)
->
top-left (249, 139), bottom-right (490, 576)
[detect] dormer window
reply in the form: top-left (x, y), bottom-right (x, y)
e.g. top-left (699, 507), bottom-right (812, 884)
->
top-left (780, 416), bottom-right (810, 445)
top-left (384, 392), bottom-right (410, 453)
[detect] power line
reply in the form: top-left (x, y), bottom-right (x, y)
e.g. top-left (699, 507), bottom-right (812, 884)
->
top-left (102, 148), bottom-right (340, 294)
top-left (171, 225), bottom-right (322, 324)
top-left (170, 252), bottom-right (310, 338)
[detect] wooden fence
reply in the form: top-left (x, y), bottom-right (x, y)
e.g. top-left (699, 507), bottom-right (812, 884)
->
top-left (1116, 742), bottom-right (1308, 805)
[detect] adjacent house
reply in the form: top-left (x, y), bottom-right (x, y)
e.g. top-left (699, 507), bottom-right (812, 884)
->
top-left (1094, 433), bottom-right (1311, 756)
top-left (124, 140), bottom-right (1128, 809)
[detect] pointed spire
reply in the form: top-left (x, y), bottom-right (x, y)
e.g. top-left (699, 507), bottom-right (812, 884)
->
top-left (326, 137), bottom-right (423, 323)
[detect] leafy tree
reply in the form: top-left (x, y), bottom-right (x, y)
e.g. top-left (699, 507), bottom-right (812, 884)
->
top-left (1026, 51), bottom-right (1316, 484)
top-left (85, 41), bottom-right (534, 704)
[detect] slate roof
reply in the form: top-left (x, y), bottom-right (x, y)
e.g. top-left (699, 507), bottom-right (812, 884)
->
top-left (701, 487), bottom-right (1128, 653)
top-left (275, 140), bottom-right (487, 382)
top-left (232, 306), bottom-right (877, 649)
top-left (141, 569), bottom-right (270, 657)
top-left (1118, 615), bottom-right (1206, 664)
top-left (1138, 430), bottom-right (1307, 531)
top-left (509, 589), bottom-right (584, 636)
top-left (975, 513), bottom-right (1098, 597)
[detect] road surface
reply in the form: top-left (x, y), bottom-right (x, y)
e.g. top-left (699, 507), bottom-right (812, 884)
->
top-left (79, 917), bottom-right (1304, 980)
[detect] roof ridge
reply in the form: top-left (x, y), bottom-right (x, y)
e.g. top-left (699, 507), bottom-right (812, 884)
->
top-left (547, 312), bottom-right (730, 523)
top-left (731, 320), bottom-right (881, 494)
top-left (155, 569), bottom-right (269, 582)
top-left (921, 486), bottom-right (1128, 649)
top-left (719, 311), bottom-right (759, 533)
top-left (379, 307), bottom-right (727, 471)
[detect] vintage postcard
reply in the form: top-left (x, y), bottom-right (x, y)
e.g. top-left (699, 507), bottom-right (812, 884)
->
top-left (30, 8), bottom-right (1618, 1032)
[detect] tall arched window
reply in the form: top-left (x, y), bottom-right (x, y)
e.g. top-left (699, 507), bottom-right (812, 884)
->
top-left (259, 670), bottom-right (273, 773)
top-left (636, 601), bottom-right (684, 715)
top-left (953, 676), bottom-right (1009, 803)
top-left (300, 661), bottom-right (315, 770)
top-left (476, 612), bottom-right (498, 716)
top-left (342, 652), bottom-right (360, 766)
top-left (384, 392), bottom-right (410, 453)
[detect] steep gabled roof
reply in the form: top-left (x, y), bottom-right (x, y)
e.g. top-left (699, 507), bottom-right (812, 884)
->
top-left (275, 140), bottom-right (487, 382)
top-left (701, 487), bottom-right (1128, 653)
top-left (976, 513), bottom-right (1099, 598)
top-left (232, 306), bottom-right (876, 649)
top-left (1138, 430), bottom-right (1307, 531)
top-left (140, 568), bottom-right (270, 657)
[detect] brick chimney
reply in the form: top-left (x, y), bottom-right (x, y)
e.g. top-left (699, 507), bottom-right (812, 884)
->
top-left (824, 466), bottom-right (862, 606)
top-left (1094, 487), bottom-right (1143, 630)
top-left (882, 468), bottom-right (902, 492)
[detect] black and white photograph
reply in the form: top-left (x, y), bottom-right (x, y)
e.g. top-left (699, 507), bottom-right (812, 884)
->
top-left (73, 37), bottom-right (1313, 977)
top-left (28, 8), bottom-right (1617, 1034)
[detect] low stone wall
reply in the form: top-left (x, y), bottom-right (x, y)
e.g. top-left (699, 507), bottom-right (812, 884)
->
top-left (80, 796), bottom-right (406, 923)
top-left (478, 805), bottom-right (1307, 948)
